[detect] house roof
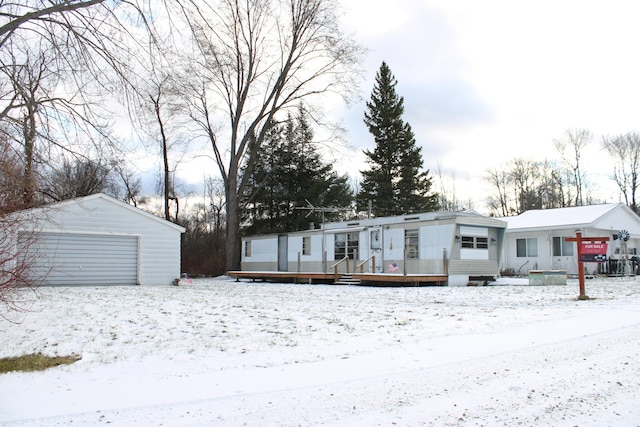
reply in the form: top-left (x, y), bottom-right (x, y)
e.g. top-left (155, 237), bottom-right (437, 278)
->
top-left (502, 203), bottom-right (624, 231)
top-left (21, 193), bottom-right (186, 233)
top-left (322, 209), bottom-right (507, 231)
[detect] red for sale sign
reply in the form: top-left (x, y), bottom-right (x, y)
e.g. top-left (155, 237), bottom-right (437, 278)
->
top-left (580, 243), bottom-right (608, 262)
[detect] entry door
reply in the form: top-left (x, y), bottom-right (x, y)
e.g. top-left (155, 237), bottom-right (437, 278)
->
top-left (278, 235), bottom-right (288, 271)
top-left (369, 227), bottom-right (383, 272)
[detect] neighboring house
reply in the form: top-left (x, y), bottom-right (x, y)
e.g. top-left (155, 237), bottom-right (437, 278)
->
top-left (501, 203), bottom-right (640, 275)
top-left (240, 210), bottom-right (507, 286)
top-left (14, 193), bottom-right (185, 286)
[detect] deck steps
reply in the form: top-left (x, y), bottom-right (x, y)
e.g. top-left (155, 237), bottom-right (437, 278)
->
top-left (334, 274), bottom-right (362, 285)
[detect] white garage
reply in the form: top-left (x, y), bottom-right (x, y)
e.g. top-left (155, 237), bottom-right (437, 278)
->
top-left (16, 193), bottom-right (185, 286)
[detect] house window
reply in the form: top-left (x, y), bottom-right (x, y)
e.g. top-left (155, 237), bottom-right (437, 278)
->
top-left (302, 236), bottom-right (311, 255)
top-left (516, 238), bottom-right (538, 257)
top-left (244, 240), bottom-right (252, 257)
top-left (335, 232), bottom-right (359, 260)
top-left (461, 236), bottom-right (488, 249)
top-left (405, 229), bottom-right (419, 259)
top-left (552, 236), bottom-right (574, 256)
top-left (461, 236), bottom-right (474, 248)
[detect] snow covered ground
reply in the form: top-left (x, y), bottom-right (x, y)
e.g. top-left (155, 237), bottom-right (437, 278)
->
top-left (1, 276), bottom-right (639, 426)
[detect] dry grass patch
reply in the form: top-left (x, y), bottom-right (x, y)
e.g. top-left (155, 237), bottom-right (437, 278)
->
top-left (0, 353), bottom-right (80, 374)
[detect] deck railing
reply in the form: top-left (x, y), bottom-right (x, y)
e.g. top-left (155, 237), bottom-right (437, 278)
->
top-left (330, 256), bottom-right (350, 282)
top-left (356, 255), bottom-right (376, 273)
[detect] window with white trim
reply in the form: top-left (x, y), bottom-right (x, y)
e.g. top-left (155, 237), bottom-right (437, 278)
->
top-left (302, 236), bottom-right (311, 255)
top-left (461, 236), bottom-right (489, 249)
top-left (244, 240), bottom-right (252, 257)
top-left (461, 236), bottom-right (488, 249)
top-left (552, 236), bottom-right (574, 256)
top-left (516, 238), bottom-right (538, 257)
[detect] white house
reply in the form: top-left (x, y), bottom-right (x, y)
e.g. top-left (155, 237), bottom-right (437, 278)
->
top-left (501, 203), bottom-right (640, 275)
top-left (241, 210), bottom-right (507, 286)
top-left (15, 193), bottom-right (185, 286)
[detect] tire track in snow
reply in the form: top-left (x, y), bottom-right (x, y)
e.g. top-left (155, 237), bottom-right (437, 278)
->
top-left (5, 306), bottom-right (639, 426)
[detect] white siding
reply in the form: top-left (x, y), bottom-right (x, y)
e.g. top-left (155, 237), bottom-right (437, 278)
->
top-left (504, 231), bottom-right (547, 274)
top-left (420, 224), bottom-right (455, 259)
top-left (244, 236), bottom-right (278, 263)
top-left (383, 228), bottom-right (405, 261)
top-left (592, 205), bottom-right (640, 236)
top-left (23, 195), bottom-right (183, 285)
top-left (459, 226), bottom-right (488, 236)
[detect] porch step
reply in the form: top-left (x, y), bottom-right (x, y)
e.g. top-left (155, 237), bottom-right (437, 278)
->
top-left (334, 274), bottom-right (362, 285)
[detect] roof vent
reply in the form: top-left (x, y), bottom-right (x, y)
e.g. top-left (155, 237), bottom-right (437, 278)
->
top-left (404, 216), bottom-right (420, 221)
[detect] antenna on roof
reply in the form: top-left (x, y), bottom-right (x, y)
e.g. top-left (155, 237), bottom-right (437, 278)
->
top-left (295, 199), bottom-right (350, 225)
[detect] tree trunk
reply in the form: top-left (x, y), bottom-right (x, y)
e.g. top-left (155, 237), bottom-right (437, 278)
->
top-left (225, 175), bottom-right (241, 271)
top-left (163, 140), bottom-right (170, 221)
top-left (22, 105), bottom-right (37, 207)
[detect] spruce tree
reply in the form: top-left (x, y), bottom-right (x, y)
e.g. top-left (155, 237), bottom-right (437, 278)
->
top-left (242, 106), bottom-right (353, 234)
top-left (357, 62), bottom-right (438, 217)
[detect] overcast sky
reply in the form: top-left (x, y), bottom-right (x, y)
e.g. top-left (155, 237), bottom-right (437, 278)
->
top-left (160, 1), bottom-right (640, 214)
top-left (335, 0), bottom-right (640, 212)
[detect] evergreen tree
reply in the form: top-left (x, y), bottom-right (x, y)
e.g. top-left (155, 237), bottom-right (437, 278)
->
top-left (357, 62), bottom-right (438, 217)
top-left (242, 106), bottom-right (353, 235)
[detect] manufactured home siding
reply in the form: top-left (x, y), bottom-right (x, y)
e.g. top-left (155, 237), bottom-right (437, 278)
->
top-left (449, 259), bottom-right (499, 275)
top-left (420, 224), bottom-right (455, 259)
top-left (243, 236), bottom-right (279, 271)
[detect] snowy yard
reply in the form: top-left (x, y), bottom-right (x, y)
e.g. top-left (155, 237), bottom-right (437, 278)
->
top-left (1, 276), bottom-right (640, 426)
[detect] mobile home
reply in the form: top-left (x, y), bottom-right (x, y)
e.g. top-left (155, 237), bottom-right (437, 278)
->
top-left (240, 210), bottom-right (507, 286)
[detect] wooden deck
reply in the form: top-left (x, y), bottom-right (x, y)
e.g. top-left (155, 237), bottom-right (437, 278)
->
top-left (227, 271), bottom-right (448, 286)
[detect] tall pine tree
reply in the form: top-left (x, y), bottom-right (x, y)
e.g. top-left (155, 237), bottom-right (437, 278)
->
top-left (357, 62), bottom-right (438, 217)
top-left (242, 106), bottom-right (353, 235)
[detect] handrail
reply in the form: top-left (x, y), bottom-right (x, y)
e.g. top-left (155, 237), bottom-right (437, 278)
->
top-left (330, 256), bottom-right (349, 270)
top-left (331, 256), bottom-right (350, 282)
top-left (356, 255), bottom-right (376, 273)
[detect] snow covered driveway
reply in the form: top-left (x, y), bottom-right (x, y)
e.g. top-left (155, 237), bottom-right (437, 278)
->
top-left (1, 277), bottom-right (639, 426)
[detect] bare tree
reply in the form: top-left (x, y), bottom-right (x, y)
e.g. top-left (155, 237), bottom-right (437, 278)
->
top-left (40, 157), bottom-right (117, 202)
top-left (602, 131), bottom-right (640, 213)
top-left (484, 167), bottom-right (513, 217)
top-left (435, 162), bottom-right (463, 211)
top-left (0, 1), bottom-right (156, 206)
top-left (485, 158), bottom-right (570, 216)
top-left (180, 176), bottom-right (227, 276)
top-left (0, 134), bottom-right (26, 212)
top-left (553, 128), bottom-right (592, 206)
top-left (172, 0), bottom-right (364, 270)
top-left (0, 1), bottom-right (160, 313)
top-left (110, 159), bottom-right (142, 207)
top-left (146, 76), bottom-right (180, 222)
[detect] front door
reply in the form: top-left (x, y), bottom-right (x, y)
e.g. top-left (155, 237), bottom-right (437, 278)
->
top-left (369, 227), bottom-right (383, 272)
top-left (278, 235), bottom-right (288, 271)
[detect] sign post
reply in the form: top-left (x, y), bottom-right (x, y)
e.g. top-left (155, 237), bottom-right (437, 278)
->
top-left (565, 231), bottom-right (610, 300)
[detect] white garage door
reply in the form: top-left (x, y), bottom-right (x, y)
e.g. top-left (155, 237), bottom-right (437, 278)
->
top-left (18, 232), bottom-right (139, 286)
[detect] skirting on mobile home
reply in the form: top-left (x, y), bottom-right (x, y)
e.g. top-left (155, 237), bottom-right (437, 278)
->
top-left (236, 211), bottom-right (507, 286)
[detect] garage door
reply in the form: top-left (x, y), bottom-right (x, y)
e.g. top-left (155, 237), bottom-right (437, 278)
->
top-left (18, 231), bottom-right (139, 286)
